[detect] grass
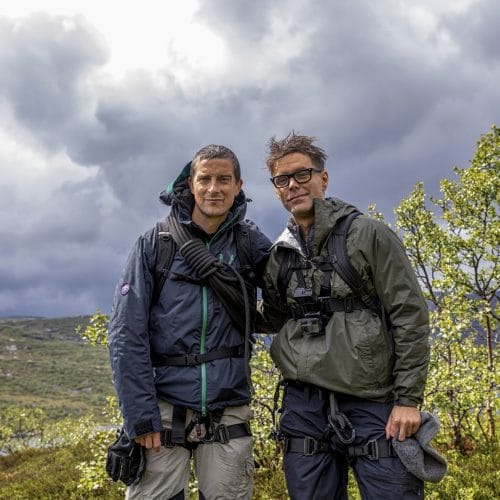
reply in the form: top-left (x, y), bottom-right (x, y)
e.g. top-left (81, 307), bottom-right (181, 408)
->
top-left (0, 443), bottom-right (123, 499)
top-left (0, 317), bottom-right (115, 420)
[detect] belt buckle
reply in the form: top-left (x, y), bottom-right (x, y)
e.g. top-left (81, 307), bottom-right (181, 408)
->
top-left (214, 424), bottom-right (230, 444)
top-left (366, 439), bottom-right (379, 460)
top-left (184, 354), bottom-right (199, 366)
top-left (303, 436), bottom-right (317, 456)
top-left (344, 297), bottom-right (354, 313)
top-left (162, 429), bottom-right (174, 448)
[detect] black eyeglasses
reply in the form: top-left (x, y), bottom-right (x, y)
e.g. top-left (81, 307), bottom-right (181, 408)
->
top-left (270, 168), bottom-right (322, 188)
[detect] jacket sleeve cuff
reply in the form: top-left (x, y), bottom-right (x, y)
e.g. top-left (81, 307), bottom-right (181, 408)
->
top-left (132, 419), bottom-right (156, 438)
top-left (395, 398), bottom-right (420, 408)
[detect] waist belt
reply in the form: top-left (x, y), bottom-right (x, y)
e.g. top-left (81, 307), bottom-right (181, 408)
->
top-left (284, 435), bottom-right (396, 460)
top-left (161, 422), bottom-right (251, 447)
top-left (151, 344), bottom-right (245, 367)
top-left (285, 435), bottom-right (331, 456)
top-left (347, 436), bottom-right (397, 460)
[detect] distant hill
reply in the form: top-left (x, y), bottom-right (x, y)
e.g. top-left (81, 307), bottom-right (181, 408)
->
top-left (0, 316), bottom-right (115, 420)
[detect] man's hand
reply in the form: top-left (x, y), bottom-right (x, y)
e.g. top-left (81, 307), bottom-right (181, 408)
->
top-left (134, 431), bottom-right (162, 452)
top-left (385, 405), bottom-right (421, 441)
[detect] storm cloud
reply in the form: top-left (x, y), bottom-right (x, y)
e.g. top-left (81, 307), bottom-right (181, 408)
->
top-left (0, 0), bottom-right (498, 316)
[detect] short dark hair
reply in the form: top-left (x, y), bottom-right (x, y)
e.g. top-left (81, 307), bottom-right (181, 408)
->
top-left (191, 145), bottom-right (241, 181)
top-left (266, 132), bottom-right (327, 173)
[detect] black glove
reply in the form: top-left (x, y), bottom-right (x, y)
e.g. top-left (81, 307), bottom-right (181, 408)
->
top-left (106, 428), bottom-right (146, 486)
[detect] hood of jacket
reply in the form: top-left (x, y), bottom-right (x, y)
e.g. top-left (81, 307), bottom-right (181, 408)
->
top-left (273, 197), bottom-right (361, 256)
top-left (158, 161), bottom-right (249, 227)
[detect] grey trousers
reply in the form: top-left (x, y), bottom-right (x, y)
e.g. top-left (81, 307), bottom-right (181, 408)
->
top-left (126, 400), bottom-right (254, 500)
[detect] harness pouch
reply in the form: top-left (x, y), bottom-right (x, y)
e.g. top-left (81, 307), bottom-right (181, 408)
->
top-left (106, 428), bottom-right (146, 486)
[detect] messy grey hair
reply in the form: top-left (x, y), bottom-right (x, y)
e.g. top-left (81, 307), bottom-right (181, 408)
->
top-left (266, 132), bottom-right (327, 173)
top-left (191, 145), bottom-right (241, 181)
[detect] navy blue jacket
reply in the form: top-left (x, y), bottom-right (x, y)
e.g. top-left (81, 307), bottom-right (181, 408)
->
top-left (108, 164), bottom-right (271, 439)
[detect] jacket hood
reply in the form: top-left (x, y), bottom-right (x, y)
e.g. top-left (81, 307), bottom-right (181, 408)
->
top-left (273, 197), bottom-right (360, 254)
top-left (158, 161), bottom-right (249, 225)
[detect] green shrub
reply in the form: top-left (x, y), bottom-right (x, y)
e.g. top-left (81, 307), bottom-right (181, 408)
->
top-left (0, 442), bottom-right (122, 500)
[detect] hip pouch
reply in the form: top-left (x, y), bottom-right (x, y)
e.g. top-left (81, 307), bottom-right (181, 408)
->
top-left (106, 428), bottom-right (146, 486)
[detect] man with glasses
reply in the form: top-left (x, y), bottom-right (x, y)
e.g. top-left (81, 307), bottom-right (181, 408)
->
top-left (259, 132), bottom-right (430, 499)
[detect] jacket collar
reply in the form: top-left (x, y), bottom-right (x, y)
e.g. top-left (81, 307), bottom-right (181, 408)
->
top-left (273, 197), bottom-right (360, 256)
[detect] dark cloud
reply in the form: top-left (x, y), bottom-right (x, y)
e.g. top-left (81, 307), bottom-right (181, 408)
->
top-left (0, 13), bottom-right (108, 152)
top-left (444, 0), bottom-right (500, 62)
top-left (0, 2), bottom-right (498, 317)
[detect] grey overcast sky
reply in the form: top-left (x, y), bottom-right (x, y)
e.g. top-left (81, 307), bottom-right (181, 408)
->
top-left (0, 0), bottom-right (498, 317)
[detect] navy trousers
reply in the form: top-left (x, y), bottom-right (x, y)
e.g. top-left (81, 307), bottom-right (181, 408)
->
top-left (279, 382), bottom-right (424, 500)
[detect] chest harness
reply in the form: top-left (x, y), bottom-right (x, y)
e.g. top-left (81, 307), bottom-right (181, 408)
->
top-left (277, 211), bottom-right (383, 336)
top-left (149, 214), bottom-right (255, 449)
top-left (271, 212), bottom-right (395, 461)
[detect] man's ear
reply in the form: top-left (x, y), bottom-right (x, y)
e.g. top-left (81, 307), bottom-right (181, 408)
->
top-left (188, 176), bottom-right (194, 194)
top-left (321, 171), bottom-right (329, 193)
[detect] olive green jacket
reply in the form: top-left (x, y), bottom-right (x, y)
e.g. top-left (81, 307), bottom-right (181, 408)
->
top-left (260, 197), bottom-right (430, 407)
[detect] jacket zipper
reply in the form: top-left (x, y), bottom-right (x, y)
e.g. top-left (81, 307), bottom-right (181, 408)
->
top-left (200, 285), bottom-right (208, 416)
top-left (199, 214), bottom-right (240, 417)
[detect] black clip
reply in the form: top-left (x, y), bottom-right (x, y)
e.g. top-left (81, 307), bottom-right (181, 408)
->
top-left (366, 439), bottom-right (379, 460)
top-left (303, 436), bottom-right (318, 456)
top-left (344, 297), bottom-right (354, 313)
top-left (162, 429), bottom-right (174, 448)
top-left (214, 424), bottom-right (230, 444)
top-left (184, 354), bottom-right (200, 366)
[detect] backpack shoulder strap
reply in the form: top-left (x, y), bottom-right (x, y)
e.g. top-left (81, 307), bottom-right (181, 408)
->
top-left (329, 211), bottom-right (380, 313)
top-left (234, 222), bottom-right (253, 277)
top-left (276, 247), bottom-right (300, 307)
top-left (152, 218), bottom-right (176, 305)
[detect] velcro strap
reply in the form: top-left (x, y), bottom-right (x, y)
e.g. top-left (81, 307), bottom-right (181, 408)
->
top-left (285, 436), bottom-right (331, 456)
top-left (348, 437), bottom-right (396, 460)
top-left (152, 344), bottom-right (245, 367)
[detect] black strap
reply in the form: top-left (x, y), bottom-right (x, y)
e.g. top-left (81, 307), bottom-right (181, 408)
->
top-left (234, 223), bottom-right (257, 330)
top-left (277, 248), bottom-right (296, 307)
top-left (347, 436), bottom-right (396, 460)
top-left (151, 344), bottom-right (245, 367)
top-left (329, 212), bottom-right (380, 314)
top-left (284, 435), bottom-right (396, 460)
top-left (285, 436), bottom-right (331, 456)
top-left (152, 221), bottom-right (176, 305)
top-left (172, 406), bottom-right (187, 444)
top-left (210, 422), bottom-right (252, 444)
top-left (289, 296), bottom-right (368, 319)
top-left (161, 421), bottom-right (251, 447)
top-left (234, 223), bottom-right (253, 276)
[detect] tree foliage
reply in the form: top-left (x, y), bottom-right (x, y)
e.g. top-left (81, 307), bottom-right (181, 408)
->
top-left (395, 125), bottom-right (499, 452)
